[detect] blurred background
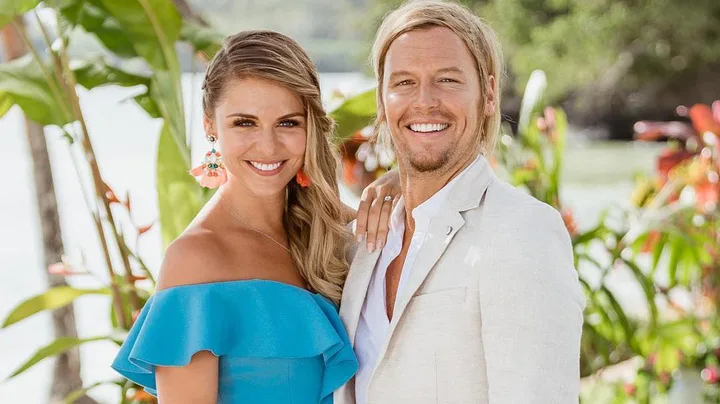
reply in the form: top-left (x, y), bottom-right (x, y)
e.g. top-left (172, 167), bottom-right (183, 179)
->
top-left (0, 0), bottom-right (718, 403)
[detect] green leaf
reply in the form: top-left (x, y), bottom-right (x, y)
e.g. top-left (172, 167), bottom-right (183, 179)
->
top-left (59, 0), bottom-right (138, 59)
top-left (650, 232), bottom-right (668, 275)
top-left (156, 123), bottom-right (204, 248)
top-left (97, 0), bottom-right (182, 71)
top-left (73, 59), bottom-right (151, 90)
top-left (600, 286), bottom-right (635, 350)
top-left (181, 20), bottom-right (223, 60)
top-left (572, 223), bottom-right (607, 246)
top-left (621, 258), bottom-right (658, 328)
top-left (151, 69), bottom-right (188, 164)
top-left (2, 286), bottom-right (110, 328)
top-left (0, 53), bottom-right (70, 125)
top-left (5, 336), bottom-right (108, 380)
top-left (330, 89), bottom-right (376, 142)
top-left (667, 236), bottom-right (682, 288)
top-left (64, 379), bottom-right (120, 404)
top-left (0, 0), bottom-right (41, 29)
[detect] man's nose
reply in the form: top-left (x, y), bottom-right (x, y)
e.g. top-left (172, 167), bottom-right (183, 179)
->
top-left (412, 82), bottom-right (440, 110)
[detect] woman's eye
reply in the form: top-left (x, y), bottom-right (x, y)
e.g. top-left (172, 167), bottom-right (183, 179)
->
top-left (439, 78), bottom-right (458, 83)
top-left (233, 119), bottom-right (254, 127)
top-left (396, 80), bottom-right (413, 86)
top-left (278, 119), bottom-right (300, 127)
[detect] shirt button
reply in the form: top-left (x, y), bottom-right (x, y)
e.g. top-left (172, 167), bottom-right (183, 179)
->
top-left (446, 226), bottom-right (453, 235)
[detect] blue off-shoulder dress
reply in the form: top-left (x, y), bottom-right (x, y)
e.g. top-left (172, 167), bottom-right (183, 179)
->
top-left (111, 279), bottom-right (357, 403)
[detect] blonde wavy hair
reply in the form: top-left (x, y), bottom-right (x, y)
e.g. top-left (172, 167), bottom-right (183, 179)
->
top-left (371, 0), bottom-right (504, 154)
top-left (202, 31), bottom-right (351, 304)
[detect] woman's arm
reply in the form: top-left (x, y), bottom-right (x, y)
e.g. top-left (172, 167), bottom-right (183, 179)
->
top-left (156, 351), bottom-right (219, 404)
top-left (153, 236), bottom-right (223, 404)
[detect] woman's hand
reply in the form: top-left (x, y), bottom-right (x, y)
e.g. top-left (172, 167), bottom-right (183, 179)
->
top-left (355, 168), bottom-right (401, 252)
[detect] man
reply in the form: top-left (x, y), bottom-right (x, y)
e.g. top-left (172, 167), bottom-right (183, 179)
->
top-left (336, 1), bottom-right (585, 403)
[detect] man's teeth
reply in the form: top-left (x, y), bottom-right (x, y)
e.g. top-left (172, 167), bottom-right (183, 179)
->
top-left (250, 161), bottom-right (282, 171)
top-left (409, 123), bottom-right (449, 133)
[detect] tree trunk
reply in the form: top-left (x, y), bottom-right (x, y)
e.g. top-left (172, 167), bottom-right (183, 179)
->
top-left (1, 19), bottom-right (98, 404)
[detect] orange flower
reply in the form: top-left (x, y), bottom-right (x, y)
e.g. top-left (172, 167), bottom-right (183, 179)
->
top-left (640, 231), bottom-right (662, 253)
top-left (104, 182), bottom-right (121, 204)
top-left (130, 388), bottom-right (155, 402)
top-left (561, 209), bottom-right (578, 236)
top-left (136, 222), bottom-right (154, 235)
top-left (47, 261), bottom-right (86, 276)
top-left (694, 180), bottom-right (719, 211)
top-left (689, 103), bottom-right (720, 135)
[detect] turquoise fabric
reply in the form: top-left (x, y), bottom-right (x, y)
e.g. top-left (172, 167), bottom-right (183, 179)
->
top-left (111, 280), bottom-right (357, 403)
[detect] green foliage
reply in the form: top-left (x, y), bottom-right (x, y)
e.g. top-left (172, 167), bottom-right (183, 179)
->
top-left (157, 123), bottom-right (205, 247)
top-left (330, 88), bottom-right (376, 142)
top-left (480, 0), bottom-right (720, 100)
top-left (1, 286), bottom-right (110, 328)
top-left (0, 54), bottom-right (71, 125)
top-left (4, 336), bottom-right (109, 380)
top-left (0, 0), bottom-right (40, 29)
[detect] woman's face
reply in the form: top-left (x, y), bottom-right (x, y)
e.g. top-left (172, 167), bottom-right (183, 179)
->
top-left (205, 77), bottom-right (307, 197)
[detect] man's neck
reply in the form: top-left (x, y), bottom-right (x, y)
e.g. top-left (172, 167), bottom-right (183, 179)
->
top-left (400, 154), bottom-right (477, 227)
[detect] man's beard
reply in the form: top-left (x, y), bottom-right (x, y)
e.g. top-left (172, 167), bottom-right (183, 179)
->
top-left (405, 144), bottom-right (453, 173)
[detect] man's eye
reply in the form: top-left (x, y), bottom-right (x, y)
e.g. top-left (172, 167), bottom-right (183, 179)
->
top-left (396, 80), bottom-right (413, 86)
top-left (439, 78), bottom-right (458, 83)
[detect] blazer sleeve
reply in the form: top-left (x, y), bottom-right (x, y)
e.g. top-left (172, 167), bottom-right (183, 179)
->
top-left (478, 206), bottom-right (585, 403)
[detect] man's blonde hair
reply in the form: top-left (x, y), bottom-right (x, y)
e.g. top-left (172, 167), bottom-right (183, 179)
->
top-left (371, 0), bottom-right (504, 154)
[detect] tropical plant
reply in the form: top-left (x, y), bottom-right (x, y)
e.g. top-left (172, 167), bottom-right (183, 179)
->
top-left (0, 0), bottom-right (219, 401)
top-left (0, 2), bottom-right (382, 401)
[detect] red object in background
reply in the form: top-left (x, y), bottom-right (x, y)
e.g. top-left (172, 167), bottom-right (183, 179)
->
top-left (640, 231), bottom-right (662, 253)
top-left (702, 366), bottom-right (720, 384)
top-left (694, 180), bottom-right (719, 210)
top-left (689, 103), bottom-right (720, 135)
top-left (561, 209), bottom-right (578, 237)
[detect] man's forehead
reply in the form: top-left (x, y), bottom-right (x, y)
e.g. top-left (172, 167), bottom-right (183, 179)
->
top-left (385, 38), bottom-right (473, 75)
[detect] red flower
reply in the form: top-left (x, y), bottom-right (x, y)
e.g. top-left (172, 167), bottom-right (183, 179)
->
top-left (702, 367), bottom-right (720, 384)
top-left (104, 182), bottom-right (121, 204)
top-left (694, 180), bottom-right (719, 211)
top-left (689, 103), bottom-right (720, 135)
top-left (47, 261), bottom-right (86, 276)
top-left (561, 209), bottom-right (578, 237)
top-left (640, 231), bottom-right (662, 253)
top-left (657, 148), bottom-right (695, 181)
top-left (623, 383), bottom-right (637, 396)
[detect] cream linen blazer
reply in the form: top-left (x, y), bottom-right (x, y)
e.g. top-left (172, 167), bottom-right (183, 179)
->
top-left (335, 156), bottom-right (585, 404)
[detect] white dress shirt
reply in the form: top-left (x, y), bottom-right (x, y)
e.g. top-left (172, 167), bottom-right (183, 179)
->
top-left (354, 157), bottom-right (480, 404)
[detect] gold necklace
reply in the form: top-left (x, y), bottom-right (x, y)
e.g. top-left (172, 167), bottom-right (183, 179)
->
top-left (219, 194), bottom-right (292, 254)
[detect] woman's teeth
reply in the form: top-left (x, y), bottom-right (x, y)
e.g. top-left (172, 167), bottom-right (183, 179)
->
top-left (249, 161), bottom-right (283, 171)
top-left (409, 123), bottom-right (449, 133)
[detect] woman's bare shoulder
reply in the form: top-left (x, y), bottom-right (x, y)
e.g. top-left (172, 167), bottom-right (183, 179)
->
top-left (156, 228), bottom-right (238, 291)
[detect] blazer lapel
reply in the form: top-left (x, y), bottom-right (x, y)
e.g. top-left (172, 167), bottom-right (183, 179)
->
top-left (387, 208), bottom-right (465, 332)
top-left (385, 155), bottom-right (496, 338)
top-left (340, 246), bottom-right (380, 345)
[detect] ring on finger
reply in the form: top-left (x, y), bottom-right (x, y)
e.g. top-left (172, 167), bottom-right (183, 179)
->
top-left (383, 195), bottom-right (393, 202)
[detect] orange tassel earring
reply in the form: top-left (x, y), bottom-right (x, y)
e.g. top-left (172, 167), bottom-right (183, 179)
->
top-left (189, 135), bottom-right (227, 188)
top-left (295, 169), bottom-right (311, 188)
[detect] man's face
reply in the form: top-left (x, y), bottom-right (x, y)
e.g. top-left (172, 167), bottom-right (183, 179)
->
top-left (381, 26), bottom-right (494, 175)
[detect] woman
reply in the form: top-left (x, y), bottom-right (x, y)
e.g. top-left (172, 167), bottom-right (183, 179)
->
top-left (111, 30), bottom-right (397, 403)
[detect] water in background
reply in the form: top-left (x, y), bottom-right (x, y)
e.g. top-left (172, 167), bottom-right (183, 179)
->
top-left (0, 73), bottom-right (661, 403)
